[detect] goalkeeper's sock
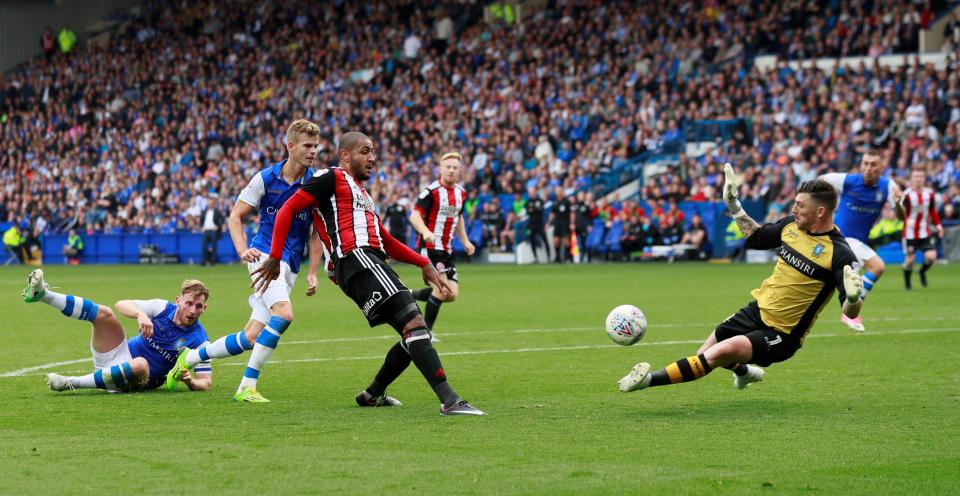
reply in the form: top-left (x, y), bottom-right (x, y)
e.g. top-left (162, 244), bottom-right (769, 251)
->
top-left (726, 363), bottom-right (749, 376)
top-left (903, 267), bottom-right (912, 290)
top-left (649, 354), bottom-right (713, 387)
top-left (860, 271), bottom-right (879, 299)
top-left (42, 291), bottom-right (99, 322)
top-left (410, 287), bottom-right (432, 301)
top-left (366, 341), bottom-right (412, 397)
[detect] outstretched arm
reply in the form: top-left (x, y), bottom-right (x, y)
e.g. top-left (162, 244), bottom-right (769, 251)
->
top-left (723, 163), bottom-right (761, 238)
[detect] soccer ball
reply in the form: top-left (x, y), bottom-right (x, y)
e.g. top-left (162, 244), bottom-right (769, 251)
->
top-left (605, 304), bottom-right (647, 346)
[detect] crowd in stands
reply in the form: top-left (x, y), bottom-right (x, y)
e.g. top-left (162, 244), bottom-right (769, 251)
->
top-left (1, 0), bottom-right (959, 262)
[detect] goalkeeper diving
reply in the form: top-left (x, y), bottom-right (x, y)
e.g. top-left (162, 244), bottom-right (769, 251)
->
top-left (618, 163), bottom-right (864, 392)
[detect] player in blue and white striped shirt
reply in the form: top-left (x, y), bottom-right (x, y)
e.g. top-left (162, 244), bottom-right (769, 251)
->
top-left (23, 270), bottom-right (213, 393)
top-left (164, 119), bottom-right (324, 403)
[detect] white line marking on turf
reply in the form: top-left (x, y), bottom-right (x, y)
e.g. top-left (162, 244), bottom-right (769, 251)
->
top-left (0, 358), bottom-right (90, 378)
top-left (4, 324), bottom-right (959, 378)
top-left (219, 327), bottom-right (960, 367)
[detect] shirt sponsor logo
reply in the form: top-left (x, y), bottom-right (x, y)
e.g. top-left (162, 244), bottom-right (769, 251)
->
top-left (779, 246), bottom-right (816, 277)
top-left (355, 196), bottom-right (376, 213)
top-left (438, 205), bottom-right (459, 216)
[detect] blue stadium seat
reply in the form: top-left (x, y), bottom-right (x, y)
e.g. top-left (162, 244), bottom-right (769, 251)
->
top-left (586, 219), bottom-right (606, 256)
top-left (603, 220), bottom-right (623, 256)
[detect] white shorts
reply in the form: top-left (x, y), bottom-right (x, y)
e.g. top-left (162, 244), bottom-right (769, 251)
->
top-left (846, 237), bottom-right (878, 266)
top-left (91, 340), bottom-right (133, 370)
top-left (91, 340), bottom-right (134, 392)
top-left (247, 256), bottom-right (298, 323)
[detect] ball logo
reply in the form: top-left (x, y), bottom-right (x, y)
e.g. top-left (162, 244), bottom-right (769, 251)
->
top-left (436, 262), bottom-right (446, 272)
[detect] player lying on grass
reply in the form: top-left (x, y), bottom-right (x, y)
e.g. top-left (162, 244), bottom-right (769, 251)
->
top-left (23, 269), bottom-right (212, 392)
top-left (618, 165), bottom-right (864, 393)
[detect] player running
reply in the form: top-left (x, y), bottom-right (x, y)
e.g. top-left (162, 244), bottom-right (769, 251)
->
top-left (24, 270), bottom-right (213, 393)
top-left (253, 131), bottom-right (484, 416)
top-left (619, 164), bottom-right (863, 393)
top-left (900, 167), bottom-right (944, 290)
top-left (165, 119), bottom-right (324, 403)
top-left (820, 149), bottom-right (903, 332)
top-left (408, 151), bottom-right (475, 336)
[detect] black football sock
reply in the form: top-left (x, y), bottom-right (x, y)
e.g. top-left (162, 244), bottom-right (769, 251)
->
top-left (649, 354), bottom-right (714, 387)
top-left (424, 295), bottom-right (443, 330)
top-left (919, 262), bottom-right (931, 286)
top-left (366, 341), bottom-right (412, 397)
top-left (406, 330), bottom-right (458, 405)
top-left (725, 363), bottom-right (749, 376)
top-left (903, 267), bottom-right (913, 290)
top-left (410, 287), bottom-right (432, 301)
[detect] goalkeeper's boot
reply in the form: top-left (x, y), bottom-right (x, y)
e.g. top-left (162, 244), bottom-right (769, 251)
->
top-left (164, 349), bottom-right (194, 390)
top-left (734, 365), bottom-right (765, 389)
top-left (841, 314), bottom-right (865, 333)
top-left (234, 387), bottom-right (270, 403)
top-left (356, 390), bottom-right (403, 407)
top-left (47, 373), bottom-right (75, 392)
top-left (22, 268), bottom-right (49, 303)
top-left (440, 399), bottom-right (485, 416)
top-left (618, 362), bottom-right (651, 392)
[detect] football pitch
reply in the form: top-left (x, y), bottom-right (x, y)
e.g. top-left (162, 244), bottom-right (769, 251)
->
top-left (1, 262), bottom-right (957, 495)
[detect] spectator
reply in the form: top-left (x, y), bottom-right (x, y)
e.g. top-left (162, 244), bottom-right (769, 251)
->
top-left (41, 27), bottom-right (55, 61)
top-left (3, 224), bottom-right (26, 264)
top-left (480, 201), bottom-right (505, 251)
top-left (57, 26), bottom-right (76, 54)
top-left (200, 193), bottom-right (225, 266)
top-left (62, 228), bottom-right (84, 265)
top-left (680, 213), bottom-right (710, 260)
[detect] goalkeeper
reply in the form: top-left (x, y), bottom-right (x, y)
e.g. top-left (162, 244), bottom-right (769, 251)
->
top-left (618, 164), bottom-right (864, 392)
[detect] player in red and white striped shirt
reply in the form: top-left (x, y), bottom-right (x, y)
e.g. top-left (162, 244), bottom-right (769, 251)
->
top-left (408, 152), bottom-right (476, 334)
top-left (253, 132), bottom-right (484, 416)
top-left (900, 168), bottom-right (944, 290)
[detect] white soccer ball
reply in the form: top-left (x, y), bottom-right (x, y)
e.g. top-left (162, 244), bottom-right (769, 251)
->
top-left (605, 304), bottom-right (647, 346)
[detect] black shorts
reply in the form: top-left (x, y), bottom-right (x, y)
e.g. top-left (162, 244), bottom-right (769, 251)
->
top-left (338, 248), bottom-right (418, 328)
top-left (903, 237), bottom-right (937, 253)
top-left (424, 249), bottom-right (458, 282)
top-left (714, 301), bottom-right (801, 367)
top-left (553, 225), bottom-right (570, 237)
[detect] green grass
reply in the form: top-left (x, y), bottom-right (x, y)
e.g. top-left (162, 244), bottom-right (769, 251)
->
top-left (0, 262), bottom-right (958, 495)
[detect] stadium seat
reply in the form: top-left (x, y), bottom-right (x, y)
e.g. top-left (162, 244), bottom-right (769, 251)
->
top-left (603, 220), bottom-right (623, 259)
top-left (586, 219), bottom-right (606, 258)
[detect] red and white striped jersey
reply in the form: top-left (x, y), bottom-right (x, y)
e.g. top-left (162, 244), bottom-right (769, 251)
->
top-left (414, 181), bottom-right (466, 252)
top-left (902, 187), bottom-right (942, 240)
top-left (301, 167), bottom-right (383, 260)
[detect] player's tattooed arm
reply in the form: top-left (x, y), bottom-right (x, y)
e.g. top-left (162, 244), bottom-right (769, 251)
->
top-left (734, 213), bottom-right (761, 238)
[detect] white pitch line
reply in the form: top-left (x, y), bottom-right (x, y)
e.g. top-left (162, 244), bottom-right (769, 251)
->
top-left (0, 358), bottom-right (91, 378)
top-left (4, 322), bottom-right (959, 378)
top-left (215, 327), bottom-right (960, 367)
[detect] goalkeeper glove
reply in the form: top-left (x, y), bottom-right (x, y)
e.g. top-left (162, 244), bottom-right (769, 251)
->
top-left (843, 264), bottom-right (863, 304)
top-left (723, 163), bottom-right (746, 218)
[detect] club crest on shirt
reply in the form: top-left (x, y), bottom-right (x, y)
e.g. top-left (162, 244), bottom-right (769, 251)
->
top-left (812, 243), bottom-right (824, 258)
